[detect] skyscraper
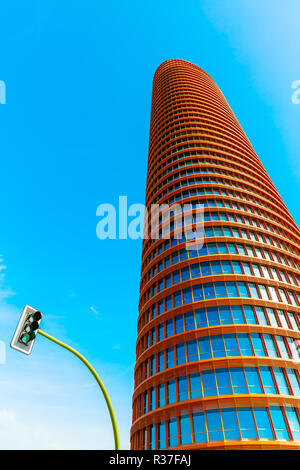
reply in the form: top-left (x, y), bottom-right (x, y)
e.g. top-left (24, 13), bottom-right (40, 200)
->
top-left (131, 59), bottom-right (300, 449)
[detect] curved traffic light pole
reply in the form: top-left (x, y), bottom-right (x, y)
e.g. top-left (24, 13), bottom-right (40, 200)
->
top-left (37, 329), bottom-right (121, 450)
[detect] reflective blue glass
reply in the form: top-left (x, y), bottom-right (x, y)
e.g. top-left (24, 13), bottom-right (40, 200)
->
top-left (167, 379), bottom-right (176, 404)
top-left (179, 415), bottom-right (192, 445)
top-left (244, 367), bottom-right (262, 393)
top-left (237, 407), bottom-right (258, 439)
top-left (198, 337), bottom-right (212, 359)
top-left (286, 369), bottom-right (300, 396)
top-left (175, 315), bottom-right (184, 334)
top-left (167, 347), bottom-right (174, 368)
top-left (184, 311), bottom-right (195, 330)
top-left (285, 407), bottom-right (300, 440)
top-left (253, 408), bottom-right (274, 439)
top-left (269, 406), bottom-right (289, 440)
top-left (187, 339), bottom-right (198, 362)
top-left (231, 305), bottom-right (245, 324)
top-left (273, 368), bottom-right (290, 395)
top-left (215, 282), bottom-right (227, 298)
top-left (224, 334), bottom-right (239, 356)
top-left (251, 333), bottom-right (266, 356)
top-left (202, 370), bottom-right (217, 397)
top-left (221, 408), bottom-right (240, 440)
top-left (216, 368), bottom-right (232, 395)
top-left (206, 410), bottom-right (223, 441)
top-left (207, 306), bottom-right (220, 326)
top-left (259, 366), bottom-right (276, 394)
top-left (230, 367), bottom-right (248, 394)
top-left (168, 418), bottom-right (178, 447)
top-left (243, 305), bottom-right (257, 324)
top-left (189, 373), bottom-right (202, 399)
top-left (211, 335), bottom-right (225, 358)
top-left (195, 308), bottom-right (207, 328)
top-left (226, 281), bottom-right (238, 297)
top-left (219, 305), bottom-right (233, 324)
top-left (176, 343), bottom-right (186, 365)
top-left (178, 376), bottom-right (189, 401)
top-left (192, 412), bottom-right (207, 442)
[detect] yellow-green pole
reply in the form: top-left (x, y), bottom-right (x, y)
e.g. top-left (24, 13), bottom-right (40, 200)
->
top-left (37, 329), bottom-right (121, 450)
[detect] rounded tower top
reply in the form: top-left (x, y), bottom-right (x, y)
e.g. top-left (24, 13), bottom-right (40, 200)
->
top-left (153, 58), bottom-right (211, 83)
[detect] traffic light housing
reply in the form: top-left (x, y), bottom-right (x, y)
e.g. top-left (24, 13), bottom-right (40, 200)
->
top-left (10, 305), bottom-right (43, 355)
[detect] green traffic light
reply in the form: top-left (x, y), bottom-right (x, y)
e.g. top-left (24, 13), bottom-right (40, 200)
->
top-left (19, 331), bottom-right (36, 345)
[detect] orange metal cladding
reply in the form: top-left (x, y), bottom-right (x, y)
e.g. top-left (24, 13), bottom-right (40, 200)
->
top-left (130, 59), bottom-right (300, 450)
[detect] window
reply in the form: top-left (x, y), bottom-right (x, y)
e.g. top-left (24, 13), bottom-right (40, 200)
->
top-left (166, 319), bottom-right (173, 337)
top-left (179, 415), bottom-right (192, 445)
top-left (267, 308), bottom-right (278, 327)
top-left (167, 347), bottom-right (175, 368)
top-left (219, 305), bottom-right (233, 324)
top-left (158, 351), bottom-right (164, 371)
top-left (158, 384), bottom-right (165, 408)
top-left (183, 287), bottom-right (192, 304)
top-left (221, 408), bottom-right (240, 440)
top-left (199, 337), bottom-right (212, 359)
top-left (168, 418), bottom-right (178, 447)
top-left (187, 340), bottom-right (198, 362)
top-left (206, 410), bottom-right (223, 441)
top-left (237, 282), bottom-right (249, 298)
top-left (196, 308), bottom-right (207, 328)
top-left (176, 343), bottom-right (186, 365)
top-left (232, 261), bottom-right (243, 274)
top-left (175, 315), bottom-right (184, 334)
top-left (167, 379), bottom-right (177, 404)
top-left (231, 305), bottom-right (245, 324)
top-left (224, 334), bottom-right (239, 356)
top-left (211, 261), bottom-right (222, 275)
top-left (260, 367), bottom-right (276, 394)
top-left (264, 334), bottom-right (278, 357)
top-left (226, 281), bottom-right (238, 297)
top-left (222, 260), bottom-right (233, 274)
top-left (178, 376), bottom-right (189, 401)
top-left (158, 422), bottom-right (166, 449)
top-left (211, 335), bottom-right (226, 358)
top-left (255, 306), bottom-right (268, 325)
top-left (244, 305), bottom-right (257, 324)
top-left (237, 334), bottom-right (253, 356)
top-left (285, 408), bottom-right (300, 441)
top-left (216, 368), bottom-right (232, 395)
top-left (202, 370), bottom-right (217, 397)
top-left (192, 412), bottom-right (207, 443)
top-left (259, 284), bottom-right (270, 301)
top-left (253, 408), bottom-right (274, 439)
top-left (173, 291), bottom-right (182, 307)
top-left (237, 407), bottom-right (258, 439)
top-left (203, 282), bottom-right (215, 299)
top-left (248, 282), bottom-right (259, 298)
top-left (149, 424), bottom-right (155, 450)
top-left (269, 407), bottom-right (289, 440)
top-left (215, 281), bottom-right (227, 298)
top-left (273, 368), bottom-right (290, 395)
top-left (245, 367), bottom-right (262, 393)
top-left (184, 311), bottom-right (195, 331)
top-left (231, 367), bottom-right (248, 394)
top-left (193, 285), bottom-right (204, 301)
top-left (286, 369), bottom-right (300, 396)
top-left (207, 307), bottom-right (220, 326)
top-left (275, 336), bottom-right (290, 359)
top-left (189, 373), bottom-right (202, 399)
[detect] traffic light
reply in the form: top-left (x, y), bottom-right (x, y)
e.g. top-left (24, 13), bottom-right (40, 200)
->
top-left (11, 305), bottom-right (43, 355)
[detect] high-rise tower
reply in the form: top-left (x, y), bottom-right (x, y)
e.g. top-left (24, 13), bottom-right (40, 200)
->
top-left (131, 59), bottom-right (300, 449)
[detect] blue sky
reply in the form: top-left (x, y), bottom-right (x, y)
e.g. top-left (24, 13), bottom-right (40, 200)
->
top-left (0, 0), bottom-right (299, 449)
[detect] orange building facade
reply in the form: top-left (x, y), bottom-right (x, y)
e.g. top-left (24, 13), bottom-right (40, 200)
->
top-left (131, 59), bottom-right (300, 449)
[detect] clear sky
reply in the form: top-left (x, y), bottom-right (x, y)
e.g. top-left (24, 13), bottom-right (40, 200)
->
top-left (0, 0), bottom-right (299, 449)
